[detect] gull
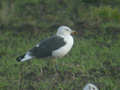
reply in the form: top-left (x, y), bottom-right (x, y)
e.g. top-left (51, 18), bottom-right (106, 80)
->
top-left (16, 26), bottom-right (76, 62)
top-left (83, 83), bottom-right (99, 90)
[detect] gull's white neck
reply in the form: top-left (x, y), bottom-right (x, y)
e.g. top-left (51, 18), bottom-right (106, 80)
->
top-left (52, 33), bottom-right (74, 58)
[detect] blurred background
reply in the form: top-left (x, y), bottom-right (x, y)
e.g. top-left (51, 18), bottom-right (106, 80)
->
top-left (0, 0), bottom-right (120, 90)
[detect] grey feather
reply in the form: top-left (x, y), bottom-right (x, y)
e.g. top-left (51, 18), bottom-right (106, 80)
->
top-left (29, 35), bottom-right (66, 58)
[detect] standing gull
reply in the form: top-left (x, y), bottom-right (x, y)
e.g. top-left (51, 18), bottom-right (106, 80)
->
top-left (16, 26), bottom-right (76, 62)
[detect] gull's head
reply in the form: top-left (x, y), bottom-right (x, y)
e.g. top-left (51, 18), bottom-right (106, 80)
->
top-left (83, 83), bottom-right (98, 90)
top-left (56, 26), bottom-right (76, 36)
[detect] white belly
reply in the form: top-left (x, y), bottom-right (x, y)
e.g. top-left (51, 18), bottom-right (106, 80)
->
top-left (52, 35), bottom-right (74, 58)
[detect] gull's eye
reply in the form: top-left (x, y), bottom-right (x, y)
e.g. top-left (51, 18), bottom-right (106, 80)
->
top-left (66, 29), bottom-right (69, 31)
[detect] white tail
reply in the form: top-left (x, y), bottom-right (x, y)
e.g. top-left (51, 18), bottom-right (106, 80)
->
top-left (16, 52), bottom-right (33, 62)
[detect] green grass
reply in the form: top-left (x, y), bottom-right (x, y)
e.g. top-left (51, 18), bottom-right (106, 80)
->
top-left (0, 29), bottom-right (120, 90)
top-left (0, 0), bottom-right (120, 89)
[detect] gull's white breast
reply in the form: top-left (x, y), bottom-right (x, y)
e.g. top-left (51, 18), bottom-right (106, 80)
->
top-left (52, 35), bottom-right (73, 58)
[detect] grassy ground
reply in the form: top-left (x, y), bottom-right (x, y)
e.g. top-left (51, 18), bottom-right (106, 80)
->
top-left (0, 29), bottom-right (120, 90)
top-left (0, 0), bottom-right (120, 90)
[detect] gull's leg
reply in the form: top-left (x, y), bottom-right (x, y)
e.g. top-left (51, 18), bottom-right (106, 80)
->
top-left (55, 58), bottom-right (59, 71)
top-left (46, 58), bottom-right (59, 72)
top-left (52, 58), bottom-right (58, 71)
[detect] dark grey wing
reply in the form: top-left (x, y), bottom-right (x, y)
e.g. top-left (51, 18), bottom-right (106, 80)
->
top-left (29, 35), bottom-right (66, 58)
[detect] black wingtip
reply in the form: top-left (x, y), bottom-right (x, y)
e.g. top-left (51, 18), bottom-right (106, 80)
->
top-left (16, 54), bottom-right (25, 62)
top-left (16, 57), bottom-right (21, 62)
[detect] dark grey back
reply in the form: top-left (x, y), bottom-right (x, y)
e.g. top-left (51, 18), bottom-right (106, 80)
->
top-left (30, 35), bottom-right (66, 58)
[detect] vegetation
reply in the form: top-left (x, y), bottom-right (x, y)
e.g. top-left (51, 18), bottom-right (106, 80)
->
top-left (0, 0), bottom-right (120, 90)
